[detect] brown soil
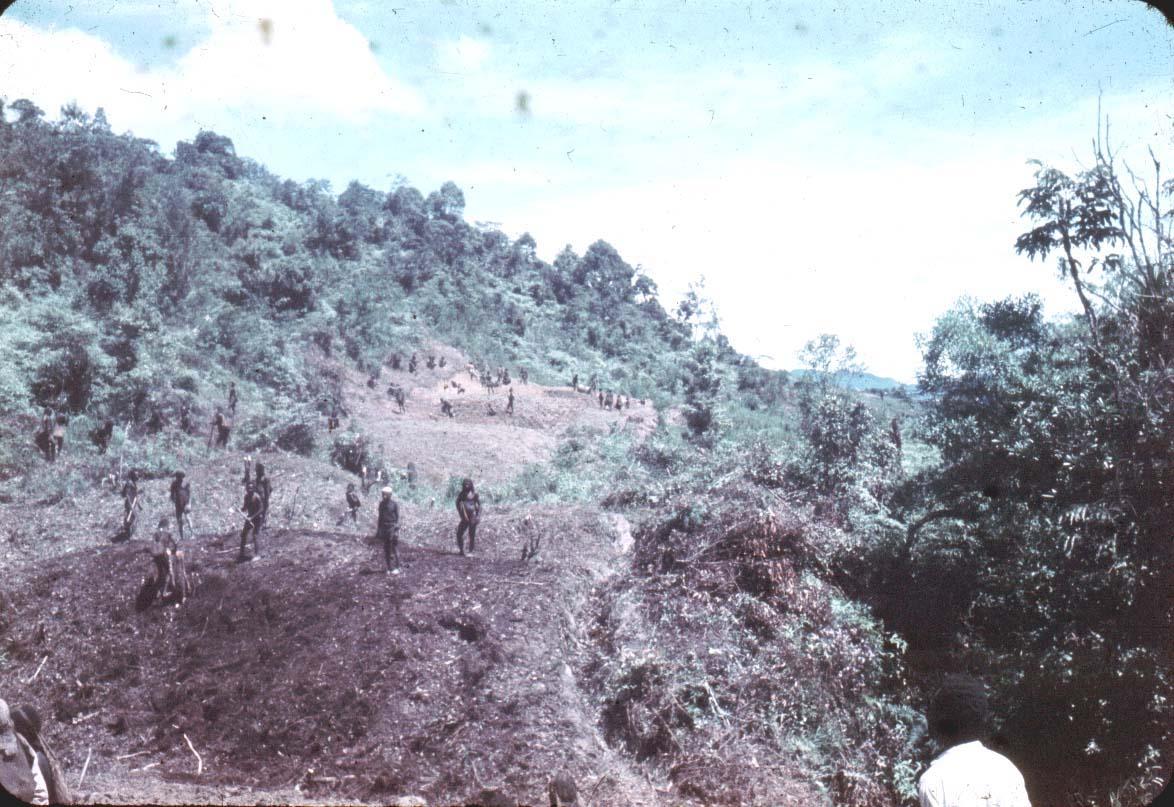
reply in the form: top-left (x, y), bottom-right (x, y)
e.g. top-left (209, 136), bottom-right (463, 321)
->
top-left (340, 345), bottom-right (655, 489)
top-left (0, 360), bottom-right (673, 806)
top-left (3, 506), bottom-right (663, 806)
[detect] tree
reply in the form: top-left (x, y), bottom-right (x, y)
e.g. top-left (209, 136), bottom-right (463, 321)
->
top-left (681, 339), bottom-right (723, 444)
top-left (515, 231), bottom-right (537, 257)
top-left (797, 333), bottom-right (861, 385)
top-left (792, 334), bottom-right (895, 509)
top-left (675, 278), bottom-right (720, 339)
top-left (901, 131), bottom-right (1173, 799)
top-left (426, 180), bottom-right (465, 222)
top-left (8, 98), bottom-right (45, 124)
top-left (574, 240), bottom-right (635, 310)
top-left (193, 130), bottom-right (236, 157)
top-left (632, 272), bottom-right (658, 304)
top-left (546, 245), bottom-right (580, 304)
top-left (498, 232), bottom-right (538, 279)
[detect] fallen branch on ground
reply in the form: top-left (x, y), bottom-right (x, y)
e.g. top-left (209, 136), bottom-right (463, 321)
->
top-left (25, 655), bottom-right (48, 683)
top-left (183, 732), bottom-right (203, 775)
top-left (77, 748), bottom-right (91, 789)
top-left (479, 575), bottom-right (550, 587)
top-left (115, 750), bottom-right (150, 761)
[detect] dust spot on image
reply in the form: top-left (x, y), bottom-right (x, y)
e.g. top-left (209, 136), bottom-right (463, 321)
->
top-left (162, 35), bottom-right (177, 49)
top-left (515, 90), bottom-right (531, 117)
top-left (259, 18), bottom-right (273, 45)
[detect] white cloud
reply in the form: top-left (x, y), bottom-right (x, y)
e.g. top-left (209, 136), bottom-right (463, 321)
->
top-left (436, 34), bottom-right (490, 74)
top-left (0, 0), bottom-right (422, 145)
top-left (453, 161), bottom-right (558, 190)
top-left (183, 0), bottom-right (423, 119)
top-left (485, 133), bottom-right (1153, 379)
top-left (464, 52), bottom-right (1170, 380)
top-left (439, 27), bottom-right (963, 136)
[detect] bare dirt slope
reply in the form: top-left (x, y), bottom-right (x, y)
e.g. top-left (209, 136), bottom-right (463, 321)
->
top-left (3, 505), bottom-right (660, 806)
top-left (1, 351), bottom-right (652, 578)
top-left (0, 354), bottom-right (671, 806)
top-left (339, 344), bottom-right (655, 488)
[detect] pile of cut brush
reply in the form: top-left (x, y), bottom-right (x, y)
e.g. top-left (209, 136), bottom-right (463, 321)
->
top-left (583, 482), bottom-right (922, 806)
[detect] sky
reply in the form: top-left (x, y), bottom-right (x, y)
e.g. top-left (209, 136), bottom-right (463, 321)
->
top-left (1, 0), bottom-right (1171, 380)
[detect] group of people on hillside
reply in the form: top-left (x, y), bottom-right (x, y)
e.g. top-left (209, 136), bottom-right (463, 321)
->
top-left (32, 408), bottom-right (67, 462)
top-left (597, 390), bottom-right (630, 410)
top-left (365, 476), bottom-right (480, 574)
top-left (79, 365), bottom-right (624, 609)
top-left (21, 372), bottom-right (1158, 806)
top-left (570, 373), bottom-right (639, 412)
top-left (116, 454), bottom-right (269, 605)
top-left (34, 382), bottom-right (235, 461)
top-left (122, 448), bottom-right (476, 590)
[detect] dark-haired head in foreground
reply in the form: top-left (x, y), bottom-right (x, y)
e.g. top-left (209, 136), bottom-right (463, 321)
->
top-left (928, 674), bottom-right (990, 745)
top-left (917, 675), bottom-right (1031, 807)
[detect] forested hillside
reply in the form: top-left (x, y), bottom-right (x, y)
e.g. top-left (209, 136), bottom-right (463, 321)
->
top-left (0, 97), bottom-right (738, 459)
top-left (0, 97), bottom-right (1169, 806)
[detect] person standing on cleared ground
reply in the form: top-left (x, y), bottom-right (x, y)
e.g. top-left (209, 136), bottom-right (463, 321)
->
top-left (169, 470), bottom-right (192, 540)
top-left (239, 481), bottom-right (264, 561)
top-left (918, 674), bottom-right (1031, 807)
top-left (121, 469), bottom-right (142, 539)
top-left (243, 459), bottom-right (273, 540)
top-left (455, 478), bottom-right (481, 556)
top-left (345, 482), bottom-right (361, 526)
top-left (254, 462), bottom-right (272, 538)
top-left (376, 486), bottom-right (401, 572)
top-left (520, 513), bottom-right (540, 562)
top-left (150, 517), bottom-right (176, 598)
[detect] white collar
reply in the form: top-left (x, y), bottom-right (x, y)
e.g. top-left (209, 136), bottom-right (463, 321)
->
top-left (936, 740), bottom-right (987, 759)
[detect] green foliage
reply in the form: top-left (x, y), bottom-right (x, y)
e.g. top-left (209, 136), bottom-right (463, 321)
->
top-left (589, 480), bottom-right (922, 805)
top-left (883, 135), bottom-right (1174, 800)
top-left (785, 335), bottom-right (902, 519)
top-left (502, 427), bottom-right (645, 505)
top-left (0, 100), bottom-right (715, 462)
top-left (274, 421), bottom-right (316, 456)
top-left (681, 339), bottom-right (724, 445)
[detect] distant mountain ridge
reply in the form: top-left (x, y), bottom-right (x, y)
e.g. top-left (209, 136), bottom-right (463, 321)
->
top-left (788, 369), bottom-right (917, 393)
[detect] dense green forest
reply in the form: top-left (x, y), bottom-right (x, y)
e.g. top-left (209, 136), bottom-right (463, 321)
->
top-left (0, 97), bottom-right (726, 450)
top-left (0, 97), bottom-right (1169, 804)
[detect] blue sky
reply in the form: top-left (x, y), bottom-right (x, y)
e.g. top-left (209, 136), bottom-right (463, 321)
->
top-left (2, 0), bottom-right (1171, 379)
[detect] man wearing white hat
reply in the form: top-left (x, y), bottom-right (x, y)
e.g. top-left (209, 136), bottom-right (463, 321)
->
top-left (376, 486), bottom-right (401, 573)
top-left (0, 698), bottom-right (48, 805)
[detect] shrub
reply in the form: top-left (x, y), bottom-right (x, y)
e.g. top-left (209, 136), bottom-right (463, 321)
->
top-left (330, 432), bottom-right (371, 475)
top-left (275, 421), bottom-right (315, 456)
top-left (587, 481), bottom-right (921, 805)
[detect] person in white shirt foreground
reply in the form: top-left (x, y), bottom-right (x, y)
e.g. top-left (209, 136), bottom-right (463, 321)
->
top-left (918, 674), bottom-right (1032, 807)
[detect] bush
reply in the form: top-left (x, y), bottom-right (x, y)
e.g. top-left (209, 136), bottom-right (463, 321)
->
top-left (275, 421), bottom-right (315, 456)
top-left (330, 432), bottom-right (372, 475)
top-left (586, 481), bottom-right (921, 805)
